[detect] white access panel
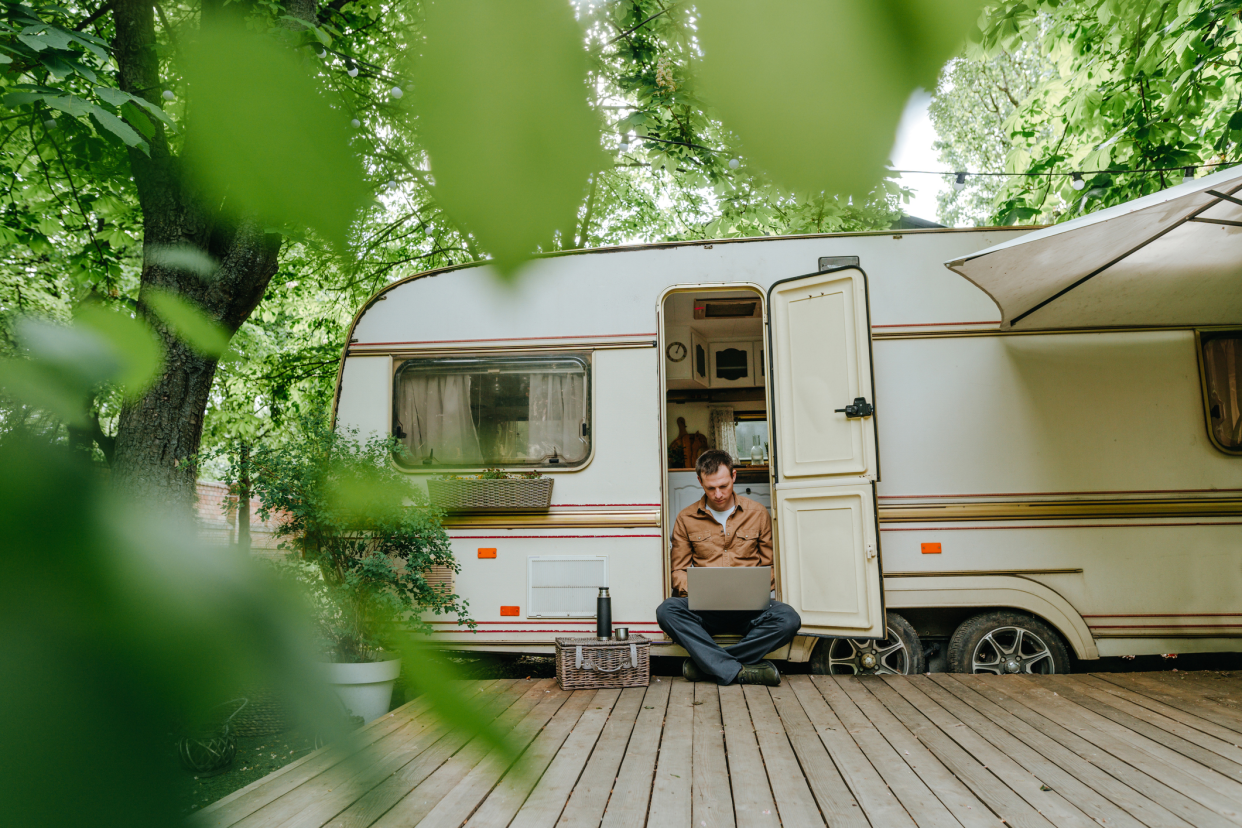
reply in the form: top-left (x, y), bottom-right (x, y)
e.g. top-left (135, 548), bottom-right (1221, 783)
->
top-left (769, 271), bottom-right (876, 480)
top-left (776, 483), bottom-right (881, 633)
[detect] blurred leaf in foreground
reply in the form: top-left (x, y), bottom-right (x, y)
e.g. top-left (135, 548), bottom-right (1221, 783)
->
top-left (146, 289), bottom-right (233, 358)
top-left (693, 0), bottom-right (983, 197)
top-left (180, 24), bottom-right (369, 248)
top-left (410, 0), bottom-right (607, 273)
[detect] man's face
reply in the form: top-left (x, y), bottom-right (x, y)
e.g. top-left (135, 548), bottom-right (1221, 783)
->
top-left (698, 466), bottom-right (737, 511)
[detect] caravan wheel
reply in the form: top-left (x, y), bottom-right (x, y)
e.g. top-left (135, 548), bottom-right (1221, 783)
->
top-left (809, 612), bottom-right (925, 675)
top-left (948, 611), bottom-right (1070, 674)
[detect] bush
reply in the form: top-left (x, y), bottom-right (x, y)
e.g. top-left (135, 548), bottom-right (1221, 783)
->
top-left (237, 415), bottom-right (472, 662)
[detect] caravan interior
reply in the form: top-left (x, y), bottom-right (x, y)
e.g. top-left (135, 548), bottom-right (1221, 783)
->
top-left (662, 289), bottom-right (771, 530)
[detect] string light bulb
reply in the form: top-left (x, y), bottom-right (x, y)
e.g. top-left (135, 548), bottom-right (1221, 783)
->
top-left (350, 118), bottom-right (361, 128)
top-left (728, 158), bottom-right (740, 170)
top-left (618, 137), bottom-right (629, 153)
top-left (162, 90), bottom-right (175, 101)
top-left (1071, 172), bottom-right (1086, 191)
top-left (389, 86), bottom-right (404, 100)
top-left (346, 60), bottom-right (359, 78)
top-left (953, 172), bottom-right (967, 192)
top-left (316, 47), bottom-right (327, 59)
top-left (1183, 166), bottom-right (1196, 185)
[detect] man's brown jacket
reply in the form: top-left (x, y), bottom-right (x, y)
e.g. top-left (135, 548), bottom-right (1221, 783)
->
top-left (669, 494), bottom-right (774, 597)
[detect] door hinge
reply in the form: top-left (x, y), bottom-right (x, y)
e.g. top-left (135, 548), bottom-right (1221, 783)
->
top-left (835, 397), bottom-right (874, 418)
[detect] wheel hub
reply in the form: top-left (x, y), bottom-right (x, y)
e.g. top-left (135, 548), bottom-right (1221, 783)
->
top-left (860, 653), bottom-right (877, 670)
top-left (1005, 659), bottom-right (1021, 673)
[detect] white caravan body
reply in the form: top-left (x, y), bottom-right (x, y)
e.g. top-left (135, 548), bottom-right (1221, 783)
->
top-left (334, 228), bottom-right (1242, 664)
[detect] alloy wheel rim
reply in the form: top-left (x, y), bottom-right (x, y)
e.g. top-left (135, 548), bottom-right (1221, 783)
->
top-left (970, 626), bottom-right (1055, 674)
top-left (826, 627), bottom-right (910, 675)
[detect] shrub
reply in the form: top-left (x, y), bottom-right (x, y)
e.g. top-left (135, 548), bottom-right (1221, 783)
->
top-left (240, 415), bottom-right (471, 662)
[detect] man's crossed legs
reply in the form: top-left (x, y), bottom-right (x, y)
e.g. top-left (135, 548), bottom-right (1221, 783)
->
top-left (656, 597), bottom-right (801, 685)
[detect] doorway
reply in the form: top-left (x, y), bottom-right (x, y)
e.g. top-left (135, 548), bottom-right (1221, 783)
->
top-left (660, 287), bottom-right (773, 594)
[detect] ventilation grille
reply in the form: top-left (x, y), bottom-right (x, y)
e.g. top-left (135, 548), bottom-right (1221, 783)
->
top-left (422, 564), bottom-right (455, 595)
top-left (528, 556), bottom-right (607, 618)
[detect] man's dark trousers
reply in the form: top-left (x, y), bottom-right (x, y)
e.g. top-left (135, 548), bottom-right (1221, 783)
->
top-left (656, 597), bottom-right (801, 684)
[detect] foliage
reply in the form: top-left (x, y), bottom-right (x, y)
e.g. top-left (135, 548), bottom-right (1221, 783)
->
top-left (239, 414), bottom-right (472, 662)
top-left (930, 42), bottom-right (1055, 225)
top-left (950, 0), bottom-right (1242, 225)
top-left (437, 468), bottom-right (545, 481)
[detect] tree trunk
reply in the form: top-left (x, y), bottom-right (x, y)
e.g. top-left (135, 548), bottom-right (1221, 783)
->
top-left (108, 0), bottom-right (284, 514)
top-left (237, 443), bottom-right (251, 553)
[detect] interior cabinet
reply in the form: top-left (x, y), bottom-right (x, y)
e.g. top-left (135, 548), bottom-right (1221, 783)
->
top-left (709, 341), bottom-right (755, 388)
top-left (666, 327), bottom-right (709, 388)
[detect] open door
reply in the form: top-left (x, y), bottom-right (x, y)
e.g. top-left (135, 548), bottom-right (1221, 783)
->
top-left (768, 267), bottom-right (885, 639)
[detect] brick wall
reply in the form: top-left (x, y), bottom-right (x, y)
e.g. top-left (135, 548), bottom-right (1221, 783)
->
top-left (196, 481), bottom-right (288, 560)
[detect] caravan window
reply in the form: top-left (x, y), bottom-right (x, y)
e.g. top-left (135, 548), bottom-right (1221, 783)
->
top-left (393, 353), bottom-right (590, 469)
top-left (1201, 333), bottom-right (1242, 452)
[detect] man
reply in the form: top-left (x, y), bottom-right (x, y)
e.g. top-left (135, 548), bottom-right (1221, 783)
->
top-left (656, 449), bottom-right (801, 686)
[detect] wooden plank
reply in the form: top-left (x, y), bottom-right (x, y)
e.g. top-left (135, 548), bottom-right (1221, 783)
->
top-left (765, 682), bottom-right (871, 828)
top-left (403, 683), bottom-right (575, 828)
top-left (463, 689), bottom-right (596, 828)
top-left (647, 680), bottom-right (694, 828)
top-left (889, 676), bottom-right (1141, 828)
top-left (233, 698), bottom-right (493, 828)
top-left (1011, 675), bottom-right (1242, 813)
top-left (739, 685), bottom-right (825, 828)
top-left (714, 685), bottom-right (778, 828)
top-left (928, 674), bottom-right (1193, 828)
top-left (320, 682), bottom-right (532, 828)
top-left (600, 681), bottom-right (675, 828)
top-left (368, 680), bottom-right (561, 828)
top-left (959, 675), bottom-right (1240, 828)
top-left (1098, 674), bottom-right (1242, 735)
top-left (554, 686), bottom-right (647, 828)
top-left (508, 688), bottom-right (623, 828)
top-left (1075, 674), bottom-right (1242, 747)
top-left (193, 683), bottom-right (498, 828)
top-left (843, 676), bottom-right (1057, 828)
top-left (1057, 676), bottom-right (1242, 767)
top-left (784, 676), bottom-right (927, 828)
top-left (810, 676), bottom-right (997, 828)
top-left (691, 683), bottom-right (736, 828)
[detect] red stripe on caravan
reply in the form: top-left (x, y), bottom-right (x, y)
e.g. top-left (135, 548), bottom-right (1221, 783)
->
top-left (881, 521), bottom-right (1242, 531)
top-left (878, 487), bottom-right (1242, 499)
top-left (448, 534), bottom-right (661, 539)
top-left (871, 320), bottom-right (1001, 328)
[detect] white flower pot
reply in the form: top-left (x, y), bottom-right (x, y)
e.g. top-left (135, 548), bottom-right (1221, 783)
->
top-left (318, 657), bottom-right (402, 723)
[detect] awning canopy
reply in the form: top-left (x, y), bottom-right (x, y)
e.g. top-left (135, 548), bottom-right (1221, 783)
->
top-left (946, 164), bottom-right (1242, 330)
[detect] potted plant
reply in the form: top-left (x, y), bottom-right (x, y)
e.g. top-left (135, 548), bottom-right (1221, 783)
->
top-left (427, 468), bottom-right (553, 512)
top-left (243, 415), bottom-right (472, 722)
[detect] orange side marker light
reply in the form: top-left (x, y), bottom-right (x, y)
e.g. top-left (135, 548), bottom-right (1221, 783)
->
top-left (478, 548), bottom-right (497, 558)
top-left (500, 606), bottom-right (520, 616)
top-left (921, 542), bottom-right (942, 554)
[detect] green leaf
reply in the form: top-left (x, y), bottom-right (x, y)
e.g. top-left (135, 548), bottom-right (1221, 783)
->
top-left (0, 54), bottom-right (12, 65)
top-left (120, 101), bottom-right (155, 138)
top-left (693, 0), bottom-right (984, 196)
top-left (44, 93), bottom-right (90, 117)
top-left (145, 288), bottom-right (233, 358)
top-left (88, 105), bottom-right (149, 154)
top-left (16, 32), bottom-right (48, 52)
top-left (409, 0), bottom-right (607, 273)
top-left (179, 23), bottom-right (367, 248)
top-left (74, 303), bottom-right (164, 394)
top-left (92, 85), bottom-right (130, 108)
top-left (2, 90), bottom-right (46, 107)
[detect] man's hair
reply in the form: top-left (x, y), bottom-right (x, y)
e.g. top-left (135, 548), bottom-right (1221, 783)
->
top-left (695, 449), bottom-right (735, 479)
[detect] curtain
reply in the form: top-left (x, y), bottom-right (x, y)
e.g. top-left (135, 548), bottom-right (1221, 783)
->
top-left (1205, 337), bottom-right (1242, 448)
top-left (710, 406), bottom-right (738, 463)
top-left (528, 372), bottom-right (587, 463)
top-left (397, 374), bottom-right (483, 464)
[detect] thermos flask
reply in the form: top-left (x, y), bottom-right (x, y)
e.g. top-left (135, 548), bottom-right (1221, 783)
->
top-left (596, 587), bottom-right (612, 640)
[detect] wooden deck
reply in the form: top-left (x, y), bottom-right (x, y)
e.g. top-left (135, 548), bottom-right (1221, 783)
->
top-left (193, 671), bottom-right (1242, 828)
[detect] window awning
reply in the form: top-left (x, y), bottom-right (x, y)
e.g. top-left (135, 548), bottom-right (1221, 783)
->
top-left (945, 164), bottom-right (1242, 330)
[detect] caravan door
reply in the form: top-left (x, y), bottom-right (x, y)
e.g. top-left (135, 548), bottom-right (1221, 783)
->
top-left (768, 267), bottom-right (885, 639)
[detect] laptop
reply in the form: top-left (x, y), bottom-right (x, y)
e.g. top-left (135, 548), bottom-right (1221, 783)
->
top-left (687, 566), bottom-right (772, 612)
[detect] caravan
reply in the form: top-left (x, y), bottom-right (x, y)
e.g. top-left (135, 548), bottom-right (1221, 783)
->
top-left (333, 169), bottom-right (1242, 674)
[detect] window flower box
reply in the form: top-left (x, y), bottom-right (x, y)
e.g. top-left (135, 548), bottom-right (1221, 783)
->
top-left (427, 476), bottom-right (554, 512)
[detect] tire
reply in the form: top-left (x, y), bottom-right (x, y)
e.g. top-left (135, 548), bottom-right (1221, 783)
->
top-left (809, 612), bottom-right (926, 675)
top-left (948, 610), bottom-right (1070, 674)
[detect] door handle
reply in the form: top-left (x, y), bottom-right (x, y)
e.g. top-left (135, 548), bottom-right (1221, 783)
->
top-left (834, 397), bottom-right (874, 418)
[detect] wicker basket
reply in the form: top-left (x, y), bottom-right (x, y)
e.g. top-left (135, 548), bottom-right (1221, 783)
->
top-left (428, 477), bottom-right (553, 512)
top-left (555, 636), bottom-right (650, 690)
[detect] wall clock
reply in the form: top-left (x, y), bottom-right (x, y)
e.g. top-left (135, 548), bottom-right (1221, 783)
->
top-left (666, 341), bottom-right (688, 362)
